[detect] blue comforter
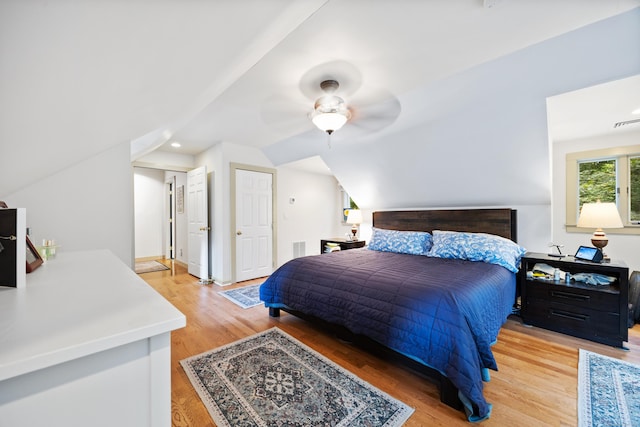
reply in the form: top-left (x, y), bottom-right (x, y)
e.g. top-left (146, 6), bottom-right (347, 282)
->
top-left (259, 248), bottom-right (516, 421)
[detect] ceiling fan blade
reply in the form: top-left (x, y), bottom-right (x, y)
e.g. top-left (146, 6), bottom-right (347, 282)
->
top-left (348, 94), bottom-right (402, 133)
top-left (260, 93), bottom-right (313, 134)
top-left (264, 128), bottom-right (333, 165)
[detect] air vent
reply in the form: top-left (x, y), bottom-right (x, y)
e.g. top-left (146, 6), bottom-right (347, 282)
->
top-left (614, 118), bottom-right (640, 128)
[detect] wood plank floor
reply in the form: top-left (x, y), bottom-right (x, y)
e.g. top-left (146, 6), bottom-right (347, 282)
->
top-left (141, 259), bottom-right (640, 427)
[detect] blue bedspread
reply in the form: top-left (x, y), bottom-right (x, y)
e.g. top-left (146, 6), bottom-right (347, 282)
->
top-left (259, 248), bottom-right (516, 421)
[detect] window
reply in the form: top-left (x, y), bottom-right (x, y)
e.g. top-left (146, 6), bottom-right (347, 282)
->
top-left (340, 187), bottom-right (359, 222)
top-left (566, 145), bottom-right (640, 232)
top-left (578, 158), bottom-right (617, 206)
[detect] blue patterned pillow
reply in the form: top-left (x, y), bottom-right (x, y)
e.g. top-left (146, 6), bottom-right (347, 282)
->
top-left (427, 230), bottom-right (526, 273)
top-left (368, 227), bottom-right (433, 255)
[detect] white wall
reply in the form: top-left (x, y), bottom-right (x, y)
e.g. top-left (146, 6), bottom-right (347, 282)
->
top-left (2, 142), bottom-right (134, 266)
top-left (552, 131), bottom-right (640, 273)
top-left (316, 8), bottom-right (640, 257)
top-left (133, 167), bottom-right (165, 259)
top-left (136, 150), bottom-right (195, 171)
top-left (195, 142), bottom-right (346, 283)
top-left (196, 142), bottom-right (274, 284)
top-left (276, 166), bottom-right (345, 264)
top-left (6, 9), bottom-right (633, 279)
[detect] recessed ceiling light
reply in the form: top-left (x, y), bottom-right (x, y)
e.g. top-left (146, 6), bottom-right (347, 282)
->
top-left (170, 142), bottom-right (181, 148)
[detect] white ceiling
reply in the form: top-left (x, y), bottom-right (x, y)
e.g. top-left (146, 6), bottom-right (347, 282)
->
top-left (547, 74), bottom-right (640, 142)
top-left (2, 1), bottom-right (639, 196)
top-left (149, 0), bottom-right (640, 159)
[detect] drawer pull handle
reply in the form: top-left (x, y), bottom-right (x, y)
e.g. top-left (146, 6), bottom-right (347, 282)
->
top-left (551, 310), bottom-right (588, 322)
top-left (550, 291), bottom-right (590, 301)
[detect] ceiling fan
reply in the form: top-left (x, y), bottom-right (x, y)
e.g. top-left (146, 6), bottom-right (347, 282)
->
top-left (309, 79), bottom-right (351, 135)
top-left (261, 61), bottom-right (402, 143)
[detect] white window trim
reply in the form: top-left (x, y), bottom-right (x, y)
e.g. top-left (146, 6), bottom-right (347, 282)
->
top-left (565, 144), bottom-right (640, 235)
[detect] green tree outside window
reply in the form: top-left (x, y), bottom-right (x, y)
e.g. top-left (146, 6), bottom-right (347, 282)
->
top-left (578, 159), bottom-right (617, 208)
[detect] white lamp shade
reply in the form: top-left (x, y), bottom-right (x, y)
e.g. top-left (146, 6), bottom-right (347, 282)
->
top-left (311, 112), bottom-right (348, 132)
top-left (577, 202), bottom-right (623, 229)
top-left (346, 209), bottom-right (363, 225)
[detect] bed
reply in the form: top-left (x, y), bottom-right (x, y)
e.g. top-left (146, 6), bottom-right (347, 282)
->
top-left (259, 209), bottom-right (524, 422)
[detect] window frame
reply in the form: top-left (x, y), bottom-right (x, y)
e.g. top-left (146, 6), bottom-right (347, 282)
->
top-left (339, 186), bottom-right (359, 223)
top-left (565, 144), bottom-right (640, 235)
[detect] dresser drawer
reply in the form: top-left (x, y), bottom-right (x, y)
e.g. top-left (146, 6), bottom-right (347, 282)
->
top-left (524, 280), bottom-right (619, 312)
top-left (524, 298), bottom-right (621, 336)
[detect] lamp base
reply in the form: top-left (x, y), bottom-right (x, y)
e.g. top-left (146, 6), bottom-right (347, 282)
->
top-left (591, 229), bottom-right (610, 262)
top-left (351, 225), bottom-right (358, 241)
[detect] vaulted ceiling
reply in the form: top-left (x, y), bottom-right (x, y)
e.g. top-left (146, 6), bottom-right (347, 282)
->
top-left (2, 0), bottom-right (639, 197)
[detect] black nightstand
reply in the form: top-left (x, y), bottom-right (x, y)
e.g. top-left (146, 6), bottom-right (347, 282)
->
top-left (321, 238), bottom-right (365, 253)
top-left (518, 252), bottom-right (629, 348)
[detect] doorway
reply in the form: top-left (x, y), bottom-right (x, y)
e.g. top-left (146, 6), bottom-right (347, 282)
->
top-left (165, 176), bottom-right (176, 260)
top-left (230, 163), bottom-right (277, 282)
top-left (187, 166), bottom-right (210, 281)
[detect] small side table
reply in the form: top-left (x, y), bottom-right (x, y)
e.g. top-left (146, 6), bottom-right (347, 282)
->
top-left (321, 238), bottom-right (365, 253)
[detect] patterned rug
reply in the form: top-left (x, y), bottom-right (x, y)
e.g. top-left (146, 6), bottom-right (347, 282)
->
top-left (578, 349), bottom-right (640, 427)
top-left (218, 283), bottom-right (262, 309)
top-left (134, 260), bottom-right (170, 274)
top-left (181, 328), bottom-right (414, 426)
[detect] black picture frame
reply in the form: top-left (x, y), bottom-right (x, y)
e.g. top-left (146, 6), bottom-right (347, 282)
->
top-left (26, 235), bottom-right (43, 273)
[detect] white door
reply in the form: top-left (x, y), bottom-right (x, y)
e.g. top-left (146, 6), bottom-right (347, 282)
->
top-left (187, 166), bottom-right (209, 280)
top-left (235, 169), bottom-right (273, 282)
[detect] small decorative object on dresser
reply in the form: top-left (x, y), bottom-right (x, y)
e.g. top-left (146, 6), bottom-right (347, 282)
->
top-left (321, 238), bottom-right (365, 253)
top-left (519, 252), bottom-right (629, 348)
top-left (25, 236), bottom-right (43, 273)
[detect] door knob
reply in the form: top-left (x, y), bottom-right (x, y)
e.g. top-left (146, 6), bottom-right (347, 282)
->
top-left (236, 231), bottom-right (242, 235)
top-left (199, 226), bottom-right (210, 231)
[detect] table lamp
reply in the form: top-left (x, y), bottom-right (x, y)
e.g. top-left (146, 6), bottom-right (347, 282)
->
top-left (346, 209), bottom-right (363, 241)
top-left (577, 201), bottom-right (623, 261)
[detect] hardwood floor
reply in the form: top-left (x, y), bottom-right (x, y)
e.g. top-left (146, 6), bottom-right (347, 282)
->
top-left (141, 259), bottom-right (640, 427)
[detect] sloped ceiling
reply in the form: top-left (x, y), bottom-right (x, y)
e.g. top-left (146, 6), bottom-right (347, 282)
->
top-left (1, 0), bottom-right (639, 197)
top-left (547, 74), bottom-right (640, 142)
top-left (0, 0), bottom-right (324, 195)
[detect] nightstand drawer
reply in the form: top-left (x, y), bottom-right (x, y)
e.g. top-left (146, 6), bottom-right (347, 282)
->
top-left (524, 298), bottom-right (621, 336)
top-left (525, 280), bottom-right (619, 312)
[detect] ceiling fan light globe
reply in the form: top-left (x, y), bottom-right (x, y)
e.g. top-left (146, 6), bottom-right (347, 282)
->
top-left (312, 112), bottom-right (348, 133)
top-left (315, 94), bottom-right (345, 111)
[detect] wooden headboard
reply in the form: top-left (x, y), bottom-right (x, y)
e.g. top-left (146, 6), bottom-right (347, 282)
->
top-left (372, 208), bottom-right (518, 242)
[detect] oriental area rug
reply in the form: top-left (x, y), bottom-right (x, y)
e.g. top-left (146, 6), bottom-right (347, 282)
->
top-left (578, 349), bottom-right (640, 427)
top-left (218, 283), bottom-right (262, 309)
top-left (134, 260), bottom-right (169, 274)
top-left (181, 328), bottom-right (414, 426)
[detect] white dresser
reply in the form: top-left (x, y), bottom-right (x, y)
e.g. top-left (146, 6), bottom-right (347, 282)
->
top-left (0, 250), bottom-right (186, 427)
